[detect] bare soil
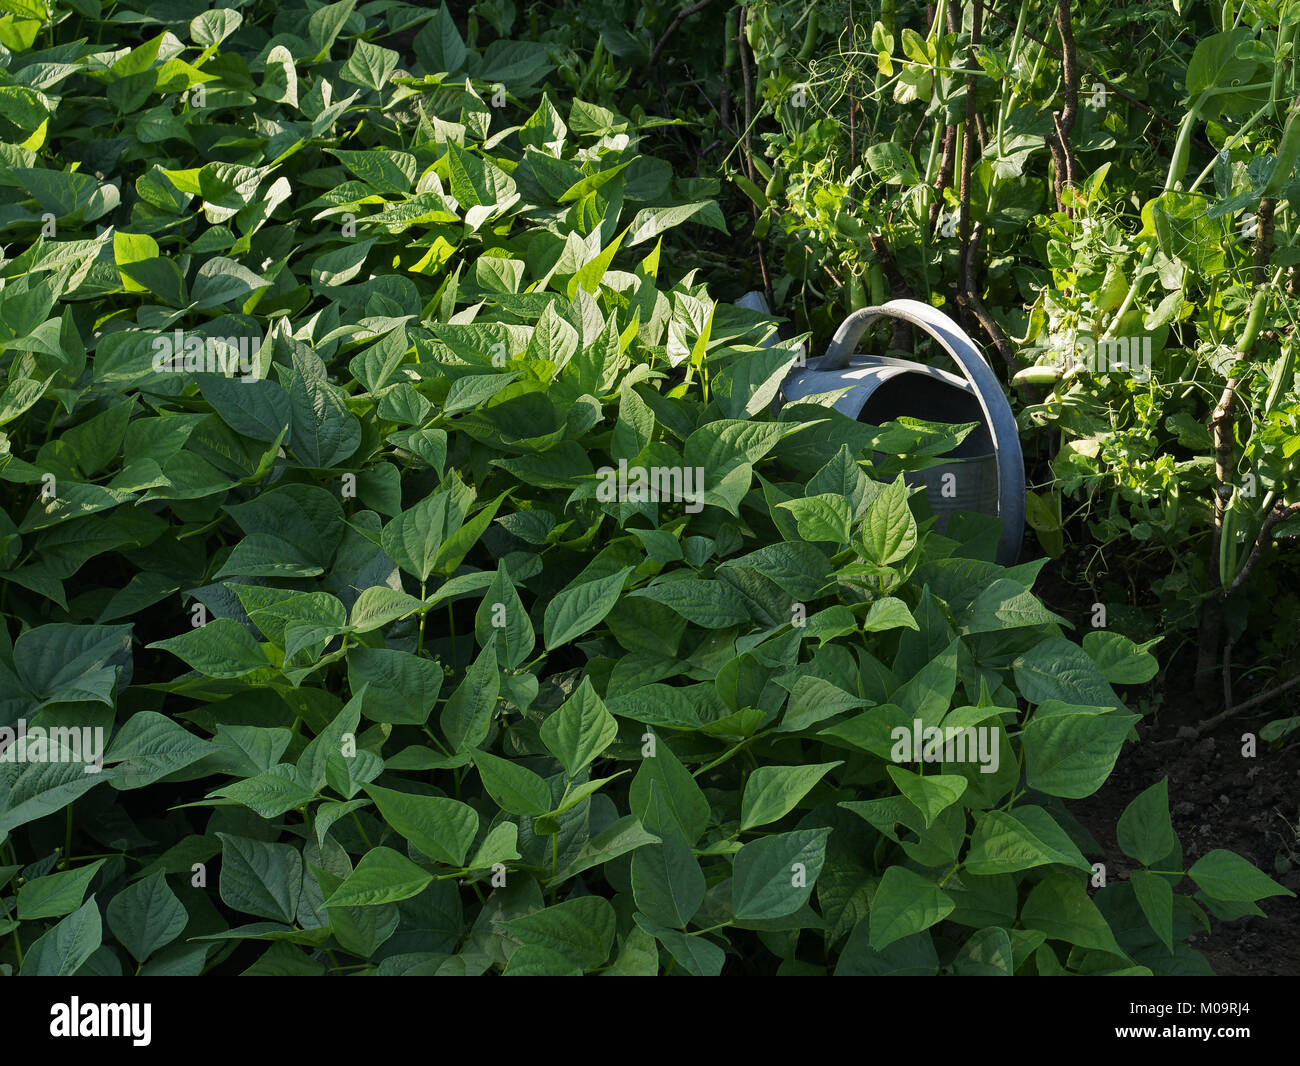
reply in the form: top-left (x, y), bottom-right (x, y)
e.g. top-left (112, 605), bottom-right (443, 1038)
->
top-left (1035, 547), bottom-right (1300, 976)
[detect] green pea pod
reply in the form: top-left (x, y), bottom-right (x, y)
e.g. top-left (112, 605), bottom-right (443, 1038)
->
top-left (1219, 497), bottom-right (1238, 588)
top-left (1221, 0), bottom-right (1234, 32)
top-left (734, 174), bottom-right (768, 209)
top-left (1238, 290), bottom-right (1269, 358)
top-left (1262, 104), bottom-right (1300, 200)
top-left (797, 7), bottom-right (819, 62)
top-left (846, 271), bottom-right (868, 313)
top-left (1013, 364), bottom-right (1065, 386)
top-left (1263, 341), bottom-right (1294, 416)
top-left (754, 208), bottom-right (771, 239)
top-left (724, 8), bottom-right (739, 71)
top-left (868, 263), bottom-right (885, 306)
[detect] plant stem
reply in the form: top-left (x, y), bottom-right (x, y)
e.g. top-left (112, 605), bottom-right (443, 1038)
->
top-left (349, 811), bottom-right (373, 849)
top-left (418, 581), bottom-right (427, 656)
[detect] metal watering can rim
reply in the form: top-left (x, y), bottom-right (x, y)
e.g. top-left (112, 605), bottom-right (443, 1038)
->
top-left (803, 298), bottom-right (1025, 566)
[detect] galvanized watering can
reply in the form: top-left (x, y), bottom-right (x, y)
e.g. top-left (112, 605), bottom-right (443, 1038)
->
top-left (753, 295), bottom-right (1025, 566)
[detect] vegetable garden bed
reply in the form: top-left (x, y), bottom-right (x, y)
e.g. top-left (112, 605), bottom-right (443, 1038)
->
top-left (0, 0), bottom-right (1296, 979)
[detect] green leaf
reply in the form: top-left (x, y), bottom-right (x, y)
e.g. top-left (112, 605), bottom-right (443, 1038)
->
top-left (543, 567), bottom-right (631, 650)
top-left (1020, 872), bottom-right (1126, 956)
top-left (628, 578), bottom-right (750, 629)
top-left (329, 149), bottom-right (416, 195)
top-left (467, 821), bottom-right (521, 871)
top-left (308, 0), bottom-right (357, 60)
top-left (502, 896), bottom-right (616, 971)
top-left (539, 676), bottom-right (618, 777)
top-left (855, 476), bottom-right (916, 564)
top-left (964, 807), bottom-right (1092, 875)
top-left (962, 579), bottom-right (1066, 633)
top-left (12, 623), bottom-right (132, 707)
top-left (868, 866), bottom-right (955, 951)
top-left (200, 376), bottom-right (290, 443)
top-left (1116, 778), bottom-right (1177, 867)
top-left (1023, 708), bottom-right (1139, 798)
top-left (349, 587), bottom-right (427, 633)
top-left (474, 560), bottom-right (535, 670)
top-left (363, 784), bottom-right (478, 867)
top-left (740, 762), bottom-right (841, 831)
top-left (440, 641), bottom-right (500, 753)
top-left (891, 638), bottom-right (960, 728)
top-left (552, 816), bottom-right (661, 882)
top-left (340, 40), bottom-right (399, 91)
top-left (288, 365), bottom-right (361, 468)
top-left (191, 9), bottom-right (243, 46)
top-left (629, 735), bottom-right (710, 845)
top-left (443, 373), bottom-right (524, 418)
top-left (631, 800), bottom-right (704, 930)
top-left (1082, 632), bottom-right (1161, 684)
top-left (17, 859), bottom-right (106, 919)
top-left (413, 6), bottom-right (467, 73)
top-left (297, 688), bottom-right (363, 792)
top-left (347, 645), bottom-right (443, 725)
top-left (381, 489), bottom-right (451, 583)
top-left (20, 897), bottom-right (102, 976)
top-left (430, 489), bottom-right (510, 577)
top-left (1130, 870), bottom-right (1175, 954)
top-left (311, 238), bottom-right (377, 288)
top-left (884, 765), bottom-right (967, 829)
top-left (0, 759), bottom-right (113, 840)
top-left (190, 256), bottom-right (267, 309)
top-left (208, 764), bottom-right (316, 818)
top-left (502, 944), bottom-right (582, 975)
top-left (776, 494), bottom-right (852, 544)
top-left (604, 925), bottom-right (660, 976)
top-left (106, 872), bottom-right (188, 963)
top-left (633, 912), bottom-right (724, 975)
top-left (547, 771), bottom-right (628, 816)
top-left (1185, 28), bottom-right (1259, 98)
top-left (863, 596), bottom-right (919, 632)
top-left (105, 711), bottom-right (213, 790)
top-left (216, 833), bottom-right (303, 924)
top-left (446, 140), bottom-right (518, 212)
top-left (731, 828), bottom-right (831, 920)
top-left (1187, 849), bottom-right (1295, 902)
top-left (951, 925), bottom-right (1015, 976)
top-left (864, 141), bottom-right (921, 185)
top-left (148, 618), bottom-right (270, 679)
top-left (323, 847), bottom-right (434, 907)
top-left (473, 748), bottom-right (551, 816)
top-left (1013, 636), bottom-right (1123, 710)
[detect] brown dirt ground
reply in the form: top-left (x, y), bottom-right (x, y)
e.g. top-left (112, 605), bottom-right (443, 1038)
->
top-left (1035, 547), bottom-right (1300, 976)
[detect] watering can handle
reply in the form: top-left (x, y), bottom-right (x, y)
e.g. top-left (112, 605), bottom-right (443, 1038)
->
top-left (815, 298), bottom-right (1025, 565)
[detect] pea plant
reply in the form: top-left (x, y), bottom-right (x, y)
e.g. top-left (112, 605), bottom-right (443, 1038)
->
top-left (736, 1), bottom-right (1300, 720)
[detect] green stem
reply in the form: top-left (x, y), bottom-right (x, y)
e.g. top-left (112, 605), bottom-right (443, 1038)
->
top-left (692, 732), bottom-right (767, 777)
top-left (417, 581), bottom-right (427, 656)
top-left (349, 811), bottom-right (373, 849)
top-left (996, 1), bottom-right (1030, 159)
